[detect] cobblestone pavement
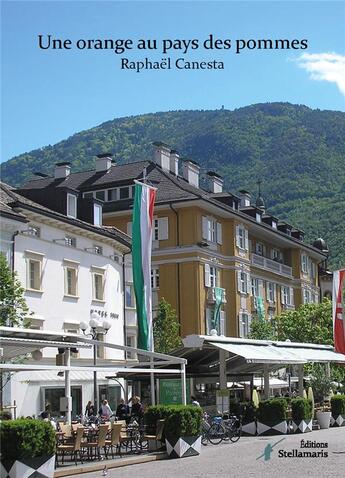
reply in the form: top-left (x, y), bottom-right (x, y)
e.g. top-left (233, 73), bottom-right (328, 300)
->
top-left (71, 427), bottom-right (345, 478)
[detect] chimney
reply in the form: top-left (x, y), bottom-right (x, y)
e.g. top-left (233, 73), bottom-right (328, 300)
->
top-left (207, 171), bottom-right (223, 193)
top-left (239, 189), bottom-right (251, 207)
top-left (170, 150), bottom-right (179, 175)
top-left (96, 153), bottom-right (112, 172)
top-left (54, 162), bottom-right (71, 179)
top-left (182, 160), bottom-right (200, 188)
top-left (153, 142), bottom-right (171, 172)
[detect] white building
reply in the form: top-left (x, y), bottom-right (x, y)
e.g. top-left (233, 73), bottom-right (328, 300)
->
top-left (0, 182), bottom-right (131, 418)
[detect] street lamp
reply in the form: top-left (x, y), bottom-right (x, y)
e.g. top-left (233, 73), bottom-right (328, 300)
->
top-left (79, 312), bottom-right (112, 414)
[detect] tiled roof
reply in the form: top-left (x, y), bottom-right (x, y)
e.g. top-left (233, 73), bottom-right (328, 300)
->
top-left (0, 182), bottom-right (131, 249)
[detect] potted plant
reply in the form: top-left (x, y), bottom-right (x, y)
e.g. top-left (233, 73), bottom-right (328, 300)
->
top-left (0, 419), bottom-right (56, 478)
top-left (310, 364), bottom-right (332, 429)
top-left (330, 395), bottom-right (345, 427)
top-left (144, 405), bottom-right (173, 451)
top-left (291, 398), bottom-right (313, 433)
top-left (164, 405), bottom-right (203, 458)
top-left (256, 398), bottom-right (288, 436)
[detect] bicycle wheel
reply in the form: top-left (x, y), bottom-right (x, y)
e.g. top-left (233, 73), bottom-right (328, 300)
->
top-left (208, 423), bottom-right (225, 445)
top-left (201, 431), bottom-right (209, 445)
top-left (229, 425), bottom-right (241, 443)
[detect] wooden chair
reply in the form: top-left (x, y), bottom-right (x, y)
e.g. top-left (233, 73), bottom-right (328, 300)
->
top-left (56, 426), bottom-right (84, 466)
top-left (105, 423), bottom-right (122, 458)
top-left (58, 422), bottom-right (73, 443)
top-left (143, 419), bottom-right (165, 451)
top-left (82, 424), bottom-right (109, 460)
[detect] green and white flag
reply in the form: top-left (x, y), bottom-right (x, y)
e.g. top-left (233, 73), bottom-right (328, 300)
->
top-left (132, 182), bottom-right (157, 351)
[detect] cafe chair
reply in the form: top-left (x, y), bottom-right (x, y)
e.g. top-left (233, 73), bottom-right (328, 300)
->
top-left (56, 426), bottom-right (84, 466)
top-left (82, 423), bottom-right (109, 460)
top-left (105, 423), bottom-right (123, 458)
top-left (143, 419), bottom-right (165, 451)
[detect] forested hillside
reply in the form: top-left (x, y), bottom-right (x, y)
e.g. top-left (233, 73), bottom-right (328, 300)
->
top-left (1, 103), bottom-right (344, 268)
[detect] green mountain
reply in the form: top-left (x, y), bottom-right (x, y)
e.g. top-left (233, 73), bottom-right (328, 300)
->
top-left (1, 102), bottom-right (344, 268)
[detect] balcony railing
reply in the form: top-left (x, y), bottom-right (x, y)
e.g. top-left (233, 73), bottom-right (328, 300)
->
top-left (207, 287), bottom-right (227, 304)
top-left (251, 253), bottom-right (292, 277)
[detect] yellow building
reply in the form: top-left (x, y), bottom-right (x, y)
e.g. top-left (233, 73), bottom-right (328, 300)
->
top-left (20, 145), bottom-right (328, 343)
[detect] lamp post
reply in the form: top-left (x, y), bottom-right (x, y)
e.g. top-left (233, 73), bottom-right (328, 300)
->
top-left (80, 312), bottom-right (112, 414)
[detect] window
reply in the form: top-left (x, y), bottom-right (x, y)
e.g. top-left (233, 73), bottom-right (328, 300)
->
top-left (235, 225), bottom-right (248, 251)
top-left (83, 192), bottom-right (93, 199)
top-left (272, 221), bottom-right (277, 229)
top-left (151, 268), bottom-right (160, 289)
top-left (255, 242), bottom-right (265, 256)
top-left (64, 266), bottom-right (78, 296)
top-left (239, 313), bottom-right (251, 338)
top-left (266, 282), bottom-right (276, 303)
top-left (256, 213), bottom-right (262, 223)
top-left (204, 264), bottom-right (219, 288)
top-left (126, 335), bottom-right (137, 360)
top-left (251, 278), bottom-right (259, 297)
top-left (95, 190), bottom-right (105, 201)
top-left (153, 217), bottom-right (169, 241)
top-left (271, 248), bottom-right (282, 262)
top-left (27, 258), bottom-right (42, 291)
top-left (303, 289), bottom-right (311, 304)
top-left (202, 217), bottom-right (222, 244)
top-left (237, 270), bottom-right (250, 294)
top-left (92, 271), bottom-right (105, 301)
top-left (67, 194), bottom-right (77, 218)
top-left (94, 245), bottom-right (103, 255)
top-left (94, 204), bottom-right (102, 226)
top-left (119, 187), bottom-right (130, 199)
top-left (107, 189), bottom-right (117, 201)
top-left (281, 286), bottom-right (294, 306)
top-left (65, 236), bottom-right (76, 247)
top-left (301, 254), bottom-right (308, 273)
top-left (125, 284), bottom-right (135, 308)
top-left (309, 260), bottom-right (316, 279)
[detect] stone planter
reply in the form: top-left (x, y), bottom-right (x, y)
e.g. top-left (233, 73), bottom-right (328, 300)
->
top-left (257, 420), bottom-right (288, 436)
top-left (291, 419), bottom-right (313, 433)
top-left (165, 435), bottom-right (201, 458)
top-left (1, 453), bottom-right (55, 478)
top-left (330, 414), bottom-right (345, 427)
top-left (241, 421), bottom-right (257, 436)
top-left (316, 411), bottom-right (331, 429)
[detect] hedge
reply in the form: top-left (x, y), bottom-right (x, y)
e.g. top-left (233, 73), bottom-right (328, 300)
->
top-left (0, 419), bottom-right (56, 461)
top-left (257, 398), bottom-right (287, 423)
top-left (230, 401), bottom-right (256, 423)
top-left (291, 398), bottom-right (313, 421)
top-left (145, 405), bottom-right (202, 440)
top-left (331, 395), bottom-right (345, 416)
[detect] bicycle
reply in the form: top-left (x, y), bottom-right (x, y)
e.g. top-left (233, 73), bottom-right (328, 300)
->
top-left (222, 414), bottom-right (242, 443)
top-left (202, 415), bottom-right (226, 445)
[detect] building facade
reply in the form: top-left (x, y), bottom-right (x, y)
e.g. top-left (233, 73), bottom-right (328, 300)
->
top-left (0, 182), bottom-right (131, 417)
top-left (18, 146), bottom-right (327, 343)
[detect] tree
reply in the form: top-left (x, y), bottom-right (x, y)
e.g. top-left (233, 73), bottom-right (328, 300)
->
top-left (153, 298), bottom-right (181, 354)
top-left (0, 253), bottom-right (31, 327)
top-left (249, 317), bottom-right (275, 340)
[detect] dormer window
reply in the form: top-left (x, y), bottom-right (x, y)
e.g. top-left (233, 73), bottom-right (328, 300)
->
top-left (286, 229), bottom-right (291, 236)
top-left (67, 194), bottom-right (77, 219)
top-left (256, 213), bottom-right (262, 223)
top-left (94, 204), bottom-right (102, 226)
top-left (95, 190), bottom-right (105, 201)
top-left (272, 221), bottom-right (277, 229)
top-left (119, 187), bottom-right (130, 199)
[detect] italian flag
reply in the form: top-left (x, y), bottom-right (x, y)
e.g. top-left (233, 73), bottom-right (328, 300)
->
top-left (333, 269), bottom-right (345, 355)
top-left (132, 182), bottom-right (157, 351)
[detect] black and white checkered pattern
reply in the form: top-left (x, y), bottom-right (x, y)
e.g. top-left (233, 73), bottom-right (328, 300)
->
top-left (165, 436), bottom-right (201, 458)
top-left (1, 454), bottom-right (55, 478)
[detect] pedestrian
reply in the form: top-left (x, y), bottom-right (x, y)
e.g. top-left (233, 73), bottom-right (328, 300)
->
top-left (85, 400), bottom-right (95, 417)
top-left (116, 398), bottom-right (129, 421)
top-left (191, 396), bottom-right (200, 407)
top-left (99, 399), bottom-right (113, 419)
top-left (130, 396), bottom-right (144, 421)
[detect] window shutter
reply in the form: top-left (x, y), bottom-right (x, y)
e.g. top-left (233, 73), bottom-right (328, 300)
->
top-left (235, 225), bottom-right (240, 247)
top-left (206, 308), bottom-right (212, 335)
top-left (158, 217), bottom-right (169, 240)
top-left (216, 222), bottom-right (223, 245)
top-left (290, 287), bottom-right (294, 305)
top-left (244, 229), bottom-right (249, 251)
top-left (237, 271), bottom-right (242, 292)
top-left (281, 286), bottom-right (285, 305)
top-left (273, 284), bottom-right (277, 302)
top-left (238, 314), bottom-right (244, 338)
top-left (202, 216), bottom-right (208, 240)
top-left (246, 274), bottom-right (251, 295)
top-left (266, 282), bottom-right (270, 301)
top-left (204, 263), bottom-right (211, 287)
top-left (259, 279), bottom-right (264, 297)
top-left (127, 222), bottom-right (132, 237)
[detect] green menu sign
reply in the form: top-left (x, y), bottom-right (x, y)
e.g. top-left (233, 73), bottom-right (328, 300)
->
top-left (159, 379), bottom-right (191, 405)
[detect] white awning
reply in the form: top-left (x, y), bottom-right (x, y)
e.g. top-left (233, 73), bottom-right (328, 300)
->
top-left (209, 342), bottom-right (305, 365)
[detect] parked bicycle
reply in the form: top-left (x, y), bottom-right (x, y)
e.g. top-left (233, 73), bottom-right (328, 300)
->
top-left (201, 412), bottom-right (242, 445)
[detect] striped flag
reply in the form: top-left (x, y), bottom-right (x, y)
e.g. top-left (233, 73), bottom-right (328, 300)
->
top-left (132, 182), bottom-right (157, 351)
top-left (333, 269), bottom-right (345, 354)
